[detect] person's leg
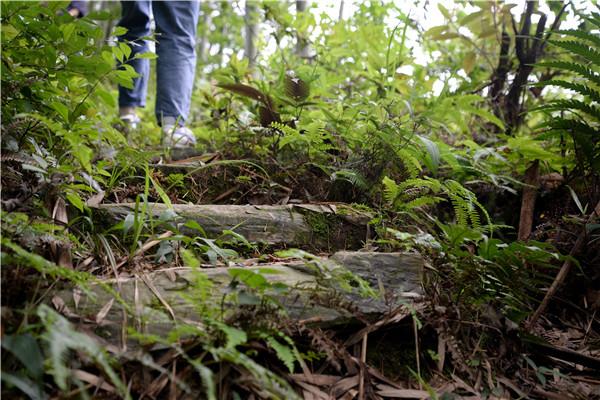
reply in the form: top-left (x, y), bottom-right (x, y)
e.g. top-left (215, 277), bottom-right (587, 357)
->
top-left (117, 1), bottom-right (151, 118)
top-left (152, 1), bottom-right (200, 127)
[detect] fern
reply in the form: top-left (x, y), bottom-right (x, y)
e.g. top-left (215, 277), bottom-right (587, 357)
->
top-left (535, 61), bottom-right (600, 86)
top-left (556, 29), bottom-right (600, 48)
top-left (533, 99), bottom-right (600, 120)
top-left (383, 177), bottom-right (491, 230)
top-left (382, 176), bottom-right (401, 204)
top-left (535, 80), bottom-right (600, 103)
top-left (533, 22), bottom-right (600, 171)
top-left (331, 169), bottom-right (369, 190)
top-left (37, 305), bottom-right (130, 398)
top-left (265, 336), bottom-right (296, 373)
top-left (548, 39), bottom-right (600, 65)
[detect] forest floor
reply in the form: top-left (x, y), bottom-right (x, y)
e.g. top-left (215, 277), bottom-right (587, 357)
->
top-left (3, 145), bottom-right (599, 400)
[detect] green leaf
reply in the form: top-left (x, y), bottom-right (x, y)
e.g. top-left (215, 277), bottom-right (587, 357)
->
top-left (181, 247), bottom-right (200, 268)
top-left (549, 39), bottom-right (600, 65)
top-left (462, 51), bottom-right (476, 74)
top-left (149, 174), bottom-right (173, 209)
top-left (112, 45), bottom-right (124, 63)
top-left (0, 372), bottom-right (45, 400)
top-left (537, 80), bottom-right (600, 103)
top-left (228, 268), bottom-right (269, 290)
top-left (535, 61), bottom-right (600, 86)
top-left (61, 23), bottom-right (76, 42)
top-left (1, 334), bottom-right (44, 381)
top-left (50, 102), bottom-right (69, 123)
top-left (184, 220), bottom-right (207, 236)
top-left (65, 191), bottom-right (85, 212)
top-left (96, 88), bottom-right (116, 108)
top-left (418, 135), bottom-right (440, 174)
top-left (135, 52), bottom-right (158, 59)
top-left (217, 323), bottom-right (247, 349)
top-left (437, 4), bottom-right (451, 20)
top-left (119, 42), bottom-right (131, 60)
top-left (113, 26), bottom-right (128, 36)
top-left (37, 305), bottom-right (130, 398)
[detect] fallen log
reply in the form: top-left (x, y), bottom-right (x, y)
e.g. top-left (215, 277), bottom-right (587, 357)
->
top-left (54, 251), bottom-right (423, 349)
top-left (96, 203), bottom-right (371, 250)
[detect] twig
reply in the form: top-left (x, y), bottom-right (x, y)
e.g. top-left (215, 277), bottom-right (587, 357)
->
top-left (358, 333), bottom-right (367, 400)
top-left (414, 315), bottom-right (421, 390)
top-left (527, 201), bottom-right (600, 328)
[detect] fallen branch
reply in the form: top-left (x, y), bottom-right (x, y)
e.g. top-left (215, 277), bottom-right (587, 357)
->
top-left (527, 201), bottom-right (600, 328)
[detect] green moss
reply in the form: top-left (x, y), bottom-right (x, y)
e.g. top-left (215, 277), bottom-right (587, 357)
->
top-left (304, 212), bottom-right (333, 241)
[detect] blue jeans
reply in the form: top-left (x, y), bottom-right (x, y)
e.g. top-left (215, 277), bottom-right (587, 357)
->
top-left (118, 1), bottom-right (200, 126)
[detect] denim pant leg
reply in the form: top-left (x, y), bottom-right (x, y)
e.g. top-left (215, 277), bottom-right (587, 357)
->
top-left (152, 1), bottom-right (200, 126)
top-left (117, 1), bottom-right (151, 108)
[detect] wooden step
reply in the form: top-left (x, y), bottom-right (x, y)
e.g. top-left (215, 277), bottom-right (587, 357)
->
top-left (96, 203), bottom-right (371, 250)
top-left (53, 251), bottom-right (423, 350)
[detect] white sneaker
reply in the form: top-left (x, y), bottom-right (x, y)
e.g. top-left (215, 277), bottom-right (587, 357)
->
top-left (162, 124), bottom-right (197, 148)
top-left (120, 113), bottom-right (141, 132)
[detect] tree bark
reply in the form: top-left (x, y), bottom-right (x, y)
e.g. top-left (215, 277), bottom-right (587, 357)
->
top-left (295, 0), bottom-right (311, 58)
top-left (244, 1), bottom-right (258, 68)
top-left (97, 202), bottom-right (371, 250)
top-left (517, 160), bottom-right (539, 241)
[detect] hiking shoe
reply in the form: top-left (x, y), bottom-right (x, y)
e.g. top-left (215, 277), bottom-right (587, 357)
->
top-left (119, 113), bottom-right (141, 133)
top-left (163, 124), bottom-right (197, 148)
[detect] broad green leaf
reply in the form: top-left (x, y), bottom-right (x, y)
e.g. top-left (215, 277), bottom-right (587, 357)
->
top-left (96, 88), bottom-right (116, 108)
top-left (50, 102), bottom-right (69, 123)
top-left (462, 52), bottom-right (476, 74)
top-left (119, 42), bottom-right (131, 60)
top-left (0, 372), bottom-right (45, 400)
top-left (1, 334), bottom-right (44, 380)
top-left (113, 26), bottom-right (128, 36)
top-left (438, 4), bottom-right (451, 20)
top-left (65, 191), bottom-right (84, 212)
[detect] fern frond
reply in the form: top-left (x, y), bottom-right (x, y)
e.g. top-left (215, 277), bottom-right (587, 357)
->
top-left (549, 40), bottom-right (600, 66)
top-left (587, 12), bottom-right (600, 28)
top-left (533, 99), bottom-right (600, 121)
top-left (331, 169), bottom-right (368, 190)
top-left (403, 195), bottom-right (444, 210)
top-left (271, 121), bottom-right (300, 136)
top-left (537, 80), bottom-right (600, 103)
top-left (546, 118), bottom-right (599, 136)
top-left (382, 176), bottom-right (400, 205)
top-left (556, 30), bottom-right (600, 49)
top-left (396, 177), bottom-right (443, 194)
top-left (397, 148), bottom-right (422, 178)
top-left (535, 61), bottom-right (600, 86)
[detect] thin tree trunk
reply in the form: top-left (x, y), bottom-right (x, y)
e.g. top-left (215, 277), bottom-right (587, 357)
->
top-left (197, 2), bottom-right (211, 65)
top-left (338, 0), bottom-right (345, 21)
top-left (295, 0), bottom-right (310, 58)
top-left (244, 0), bottom-right (258, 68)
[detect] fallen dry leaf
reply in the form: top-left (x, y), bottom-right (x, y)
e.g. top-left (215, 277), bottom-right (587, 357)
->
top-left (95, 298), bottom-right (114, 324)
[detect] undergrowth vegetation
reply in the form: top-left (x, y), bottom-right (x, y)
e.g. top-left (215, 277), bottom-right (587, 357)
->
top-left (1, 1), bottom-right (599, 399)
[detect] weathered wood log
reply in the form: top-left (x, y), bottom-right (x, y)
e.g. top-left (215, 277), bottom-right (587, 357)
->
top-left (54, 252), bottom-right (422, 349)
top-left (96, 203), bottom-right (371, 250)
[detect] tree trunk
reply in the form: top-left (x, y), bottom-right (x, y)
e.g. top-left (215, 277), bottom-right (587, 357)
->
top-left (295, 0), bottom-right (310, 58)
top-left (244, 0), bottom-right (258, 68)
